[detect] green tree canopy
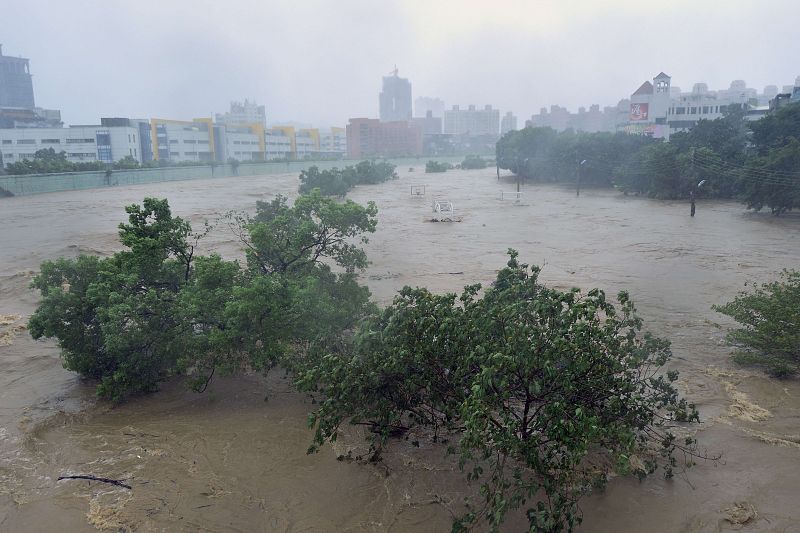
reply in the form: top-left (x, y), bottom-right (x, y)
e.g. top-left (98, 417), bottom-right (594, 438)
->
top-left (298, 250), bottom-right (700, 532)
top-left (714, 270), bottom-right (800, 377)
top-left (29, 194), bottom-right (378, 400)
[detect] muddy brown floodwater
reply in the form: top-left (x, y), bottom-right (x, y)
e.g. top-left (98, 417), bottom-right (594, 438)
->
top-left (1, 168), bottom-right (799, 532)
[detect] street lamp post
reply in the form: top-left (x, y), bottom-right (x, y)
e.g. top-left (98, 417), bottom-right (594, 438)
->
top-left (577, 159), bottom-right (587, 197)
top-left (690, 179), bottom-right (706, 217)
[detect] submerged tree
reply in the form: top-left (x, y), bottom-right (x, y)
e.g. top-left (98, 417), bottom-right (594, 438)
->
top-left (298, 250), bottom-right (701, 532)
top-left (29, 193), bottom-right (378, 401)
top-left (28, 198), bottom-right (202, 400)
top-left (714, 270), bottom-right (800, 377)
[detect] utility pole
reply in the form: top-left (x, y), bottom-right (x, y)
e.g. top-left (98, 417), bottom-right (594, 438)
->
top-left (690, 148), bottom-right (696, 217)
top-left (576, 156), bottom-right (587, 197)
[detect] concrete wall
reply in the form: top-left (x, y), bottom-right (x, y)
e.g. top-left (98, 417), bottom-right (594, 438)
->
top-left (0, 156), bottom-right (463, 197)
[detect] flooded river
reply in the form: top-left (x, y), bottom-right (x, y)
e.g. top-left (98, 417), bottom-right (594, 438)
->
top-left (1, 168), bottom-right (798, 531)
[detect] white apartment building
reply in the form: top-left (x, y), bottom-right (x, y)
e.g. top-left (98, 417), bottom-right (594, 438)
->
top-left (319, 128), bottom-right (347, 155)
top-left (222, 126), bottom-right (264, 161)
top-left (0, 125), bottom-right (141, 168)
top-left (444, 105), bottom-right (500, 136)
top-left (666, 80), bottom-right (759, 135)
top-left (152, 119), bottom-right (216, 162)
top-left (264, 130), bottom-right (293, 160)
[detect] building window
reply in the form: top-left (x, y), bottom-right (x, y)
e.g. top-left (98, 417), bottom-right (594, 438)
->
top-left (690, 107), bottom-right (697, 114)
top-left (17, 139), bottom-right (36, 144)
top-left (66, 138), bottom-right (95, 144)
top-left (2, 140), bottom-right (12, 144)
top-left (41, 139), bottom-right (61, 144)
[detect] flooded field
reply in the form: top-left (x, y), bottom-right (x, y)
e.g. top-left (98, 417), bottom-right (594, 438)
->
top-left (1, 168), bottom-right (799, 532)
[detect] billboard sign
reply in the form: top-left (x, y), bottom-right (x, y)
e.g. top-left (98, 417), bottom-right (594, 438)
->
top-left (629, 103), bottom-right (649, 121)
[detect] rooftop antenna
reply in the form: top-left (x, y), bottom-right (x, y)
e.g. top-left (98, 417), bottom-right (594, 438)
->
top-left (388, 65), bottom-right (398, 77)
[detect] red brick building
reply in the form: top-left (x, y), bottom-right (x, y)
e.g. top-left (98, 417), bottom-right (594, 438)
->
top-left (346, 118), bottom-right (422, 158)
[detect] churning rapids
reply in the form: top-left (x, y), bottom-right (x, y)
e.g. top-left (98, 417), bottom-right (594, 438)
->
top-left (1, 168), bottom-right (799, 532)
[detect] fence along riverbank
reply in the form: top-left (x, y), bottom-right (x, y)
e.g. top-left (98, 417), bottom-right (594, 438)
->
top-left (0, 156), bottom-right (463, 196)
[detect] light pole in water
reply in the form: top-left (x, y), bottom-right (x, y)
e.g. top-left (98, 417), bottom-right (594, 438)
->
top-left (690, 179), bottom-right (706, 217)
top-left (576, 159), bottom-right (587, 196)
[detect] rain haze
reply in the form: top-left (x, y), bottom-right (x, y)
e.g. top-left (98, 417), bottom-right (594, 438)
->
top-left (2, 0), bottom-right (799, 125)
top-left (2, 2), bottom-right (800, 532)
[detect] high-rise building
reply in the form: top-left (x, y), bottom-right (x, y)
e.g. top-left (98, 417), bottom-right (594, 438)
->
top-left (415, 97), bottom-right (445, 118)
top-left (379, 68), bottom-right (412, 122)
top-left (0, 45), bottom-right (35, 110)
top-left (501, 112), bottom-right (518, 134)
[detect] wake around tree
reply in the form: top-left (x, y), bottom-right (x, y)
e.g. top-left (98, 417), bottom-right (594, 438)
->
top-left (30, 196), bottom-right (703, 531)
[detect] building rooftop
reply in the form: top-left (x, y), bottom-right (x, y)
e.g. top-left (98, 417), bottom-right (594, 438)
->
top-left (633, 81), bottom-right (654, 96)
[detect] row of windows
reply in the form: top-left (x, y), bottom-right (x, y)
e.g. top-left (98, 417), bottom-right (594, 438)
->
top-left (669, 105), bottom-right (732, 116)
top-left (232, 140), bottom-right (260, 145)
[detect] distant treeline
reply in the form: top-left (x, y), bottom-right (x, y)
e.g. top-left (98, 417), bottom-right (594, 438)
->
top-left (298, 160), bottom-right (397, 196)
top-left (497, 103), bottom-right (800, 214)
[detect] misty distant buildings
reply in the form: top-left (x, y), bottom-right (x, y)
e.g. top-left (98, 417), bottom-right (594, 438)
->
top-left (414, 97), bottom-right (445, 118)
top-left (0, 45), bottom-right (34, 109)
top-left (379, 68), bottom-right (412, 122)
top-left (444, 105), bottom-right (500, 136)
top-left (411, 111), bottom-right (442, 135)
top-left (0, 45), bottom-right (62, 129)
top-left (215, 99), bottom-right (267, 128)
top-left (345, 118), bottom-right (422, 158)
top-left (0, 46), bottom-right (351, 169)
top-left (527, 72), bottom-right (800, 140)
top-left (501, 112), bottom-right (518, 134)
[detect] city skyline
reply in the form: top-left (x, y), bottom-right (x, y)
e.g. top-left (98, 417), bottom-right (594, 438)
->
top-left (2, 1), bottom-right (799, 128)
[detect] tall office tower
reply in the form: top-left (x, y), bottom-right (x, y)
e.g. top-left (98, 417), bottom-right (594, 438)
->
top-left (379, 67), bottom-right (412, 122)
top-left (0, 45), bottom-right (36, 109)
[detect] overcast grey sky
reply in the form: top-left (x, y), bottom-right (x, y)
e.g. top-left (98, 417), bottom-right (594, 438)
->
top-left (2, 0), bottom-right (799, 127)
